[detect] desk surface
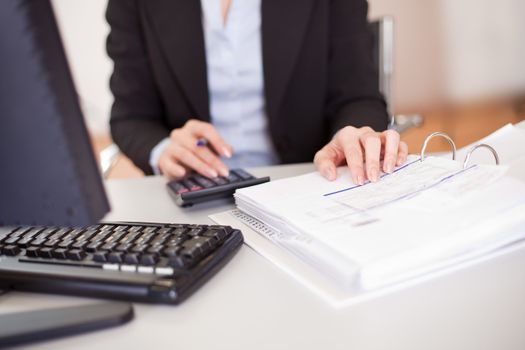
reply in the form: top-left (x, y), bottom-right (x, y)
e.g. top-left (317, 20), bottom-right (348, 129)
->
top-left (4, 162), bottom-right (525, 350)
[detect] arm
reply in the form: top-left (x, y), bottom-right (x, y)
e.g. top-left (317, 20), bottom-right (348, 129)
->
top-left (325, 0), bottom-right (389, 134)
top-left (106, 0), bottom-right (169, 174)
top-left (315, 0), bottom-right (407, 183)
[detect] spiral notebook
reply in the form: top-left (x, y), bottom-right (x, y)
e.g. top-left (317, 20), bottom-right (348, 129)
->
top-left (210, 125), bottom-right (525, 307)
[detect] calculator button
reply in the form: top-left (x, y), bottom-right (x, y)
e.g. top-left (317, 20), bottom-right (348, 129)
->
top-left (212, 177), bottom-right (228, 185)
top-left (231, 169), bottom-right (254, 180)
top-left (192, 175), bottom-right (216, 188)
top-left (182, 179), bottom-right (203, 192)
top-left (170, 182), bottom-right (189, 194)
top-left (224, 172), bottom-right (241, 183)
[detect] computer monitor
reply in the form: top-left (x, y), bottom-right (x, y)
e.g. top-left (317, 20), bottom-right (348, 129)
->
top-left (0, 0), bottom-right (110, 227)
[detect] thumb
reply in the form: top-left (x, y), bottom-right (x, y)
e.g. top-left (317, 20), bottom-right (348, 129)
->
top-left (314, 143), bottom-right (342, 181)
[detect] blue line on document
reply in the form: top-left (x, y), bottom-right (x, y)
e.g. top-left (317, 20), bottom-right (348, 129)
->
top-left (323, 158), bottom-right (421, 197)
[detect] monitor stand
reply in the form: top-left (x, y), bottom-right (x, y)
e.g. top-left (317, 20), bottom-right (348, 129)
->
top-left (0, 289), bottom-right (134, 347)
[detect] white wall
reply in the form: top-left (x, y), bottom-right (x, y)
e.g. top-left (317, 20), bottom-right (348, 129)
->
top-left (52, 0), bottom-right (525, 135)
top-left (441, 0), bottom-right (525, 102)
top-left (51, 0), bottom-right (112, 135)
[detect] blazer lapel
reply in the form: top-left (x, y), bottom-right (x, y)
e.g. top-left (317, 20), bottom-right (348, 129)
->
top-left (143, 0), bottom-right (210, 119)
top-left (262, 0), bottom-right (315, 122)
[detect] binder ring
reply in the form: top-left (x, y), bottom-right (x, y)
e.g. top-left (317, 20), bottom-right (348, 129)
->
top-left (463, 144), bottom-right (500, 169)
top-left (420, 132), bottom-right (457, 162)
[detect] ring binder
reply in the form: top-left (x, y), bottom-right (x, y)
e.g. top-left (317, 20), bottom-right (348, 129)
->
top-left (420, 132), bottom-right (457, 161)
top-left (463, 144), bottom-right (500, 169)
top-left (419, 132), bottom-right (501, 168)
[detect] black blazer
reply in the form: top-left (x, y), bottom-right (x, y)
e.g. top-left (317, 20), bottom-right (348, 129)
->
top-left (106, 0), bottom-right (389, 175)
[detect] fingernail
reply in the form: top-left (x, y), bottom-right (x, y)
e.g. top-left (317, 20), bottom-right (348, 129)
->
top-left (208, 169), bottom-right (218, 178)
top-left (322, 168), bottom-right (333, 180)
top-left (370, 168), bottom-right (379, 182)
top-left (223, 147), bottom-right (232, 158)
top-left (219, 167), bottom-right (229, 177)
top-left (386, 162), bottom-right (394, 174)
top-left (357, 175), bottom-right (364, 186)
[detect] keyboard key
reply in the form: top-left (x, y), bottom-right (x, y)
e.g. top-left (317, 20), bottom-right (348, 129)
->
top-left (58, 240), bottom-right (75, 249)
top-left (86, 242), bottom-right (102, 252)
top-left (4, 236), bottom-right (20, 245)
top-left (140, 254), bottom-right (158, 266)
top-left (167, 255), bottom-right (189, 269)
top-left (146, 245), bottom-right (163, 255)
top-left (165, 236), bottom-right (186, 247)
top-left (131, 244), bottom-right (148, 253)
top-left (101, 242), bottom-right (118, 251)
top-left (116, 243), bottom-right (132, 252)
top-left (44, 240), bottom-right (59, 248)
top-left (155, 267), bottom-right (174, 275)
top-left (72, 241), bottom-right (88, 250)
top-left (93, 251), bottom-right (108, 263)
top-left (52, 248), bottom-right (68, 259)
top-left (107, 252), bottom-right (123, 264)
top-left (187, 227), bottom-right (205, 237)
top-left (104, 230), bottom-right (126, 243)
top-left (38, 247), bottom-right (54, 258)
top-left (2, 245), bottom-right (21, 256)
top-left (123, 253), bottom-right (140, 265)
top-left (202, 228), bottom-right (229, 243)
top-left (102, 263), bottom-right (119, 271)
top-left (137, 266), bottom-right (155, 274)
top-left (25, 246), bottom-right (39, 257)
top-left (17, 237), bottom-right (34, 248)
top-left (29, 238), bottom-right (46, 247)
top-left (162, 246), bottom-right (181, 257)
top-left (66, 249), bottom-right (86, 261)
top-left (48, 228), bottom-right (71, 241)
top-left (75, 229), bottom-right (97, 242)
top-left (121, 265), bottom-right (136, 273)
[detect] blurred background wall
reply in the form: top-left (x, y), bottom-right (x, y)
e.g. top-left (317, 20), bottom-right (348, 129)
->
top-left (51, 0), bottom-right (525, 176)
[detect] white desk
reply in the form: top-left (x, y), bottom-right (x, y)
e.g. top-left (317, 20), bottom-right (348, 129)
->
top-left (4, 162), bottom-right (525, 350)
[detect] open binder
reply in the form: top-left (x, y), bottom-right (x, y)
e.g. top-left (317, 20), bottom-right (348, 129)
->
top-left (211, 125), bottom-right (525, 307)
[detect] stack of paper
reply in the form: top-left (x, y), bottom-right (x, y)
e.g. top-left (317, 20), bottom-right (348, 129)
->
top-left (233, 155), bottom-right (525, 292)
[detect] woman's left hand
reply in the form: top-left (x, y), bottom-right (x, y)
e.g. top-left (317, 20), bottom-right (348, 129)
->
top-left (314, 126), bottom-right (408, 184)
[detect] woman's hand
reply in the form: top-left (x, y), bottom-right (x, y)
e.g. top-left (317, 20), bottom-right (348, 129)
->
top-left (314, 126), bottom-right (408, 184)
top-left (158, 119), bottom-right (233, 179)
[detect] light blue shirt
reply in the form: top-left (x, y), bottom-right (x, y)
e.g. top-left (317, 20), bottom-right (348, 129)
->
top-left (150, 0), bottom-right (279, 174)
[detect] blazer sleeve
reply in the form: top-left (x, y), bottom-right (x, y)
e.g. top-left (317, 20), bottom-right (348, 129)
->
top-left (106, 0), bottom-right (169, 175)
top-left (325, 0), bottom-right (389, 136)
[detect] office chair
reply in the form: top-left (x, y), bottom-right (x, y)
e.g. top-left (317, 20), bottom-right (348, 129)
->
top-left (99, 16), bottom-right (423, 178)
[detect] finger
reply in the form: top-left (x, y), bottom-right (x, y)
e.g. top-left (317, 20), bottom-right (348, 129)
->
top-left (397, 141), bottom-right (409, 166)
top-left (381, 130), bottom-right (400, 173)
top-left (186, 120), bottom-right (233, 158)
top-left (341, 135), bottom-right (365, 185)
top-left (314, 143), bottom-right (339, 181)
top-left (174, 131), bottom-right (230, 176)
top-left (360, 132), bottom-right (381, 182)
top-left (195, 146), bottom-right (230, 177)
top-left (159, 157), bottom-right (186, 179)
top-left (172, 144), bottom-right (219, 178)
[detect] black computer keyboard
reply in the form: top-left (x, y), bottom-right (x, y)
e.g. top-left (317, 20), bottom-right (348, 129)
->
top-left (167, 168), bottom-right (270, 207)
top-left (0, 222), bottom-right (243, 304)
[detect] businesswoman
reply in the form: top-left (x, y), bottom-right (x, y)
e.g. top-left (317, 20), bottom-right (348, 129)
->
top-left (106, 0), bottom-right (408, 184)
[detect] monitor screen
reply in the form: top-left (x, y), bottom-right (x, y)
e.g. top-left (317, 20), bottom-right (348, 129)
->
top-left (0, 0), bottom-right (110, 227)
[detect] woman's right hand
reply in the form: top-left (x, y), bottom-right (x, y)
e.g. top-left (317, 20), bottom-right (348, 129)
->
top-left (158, 119), bottom-right (233, 179)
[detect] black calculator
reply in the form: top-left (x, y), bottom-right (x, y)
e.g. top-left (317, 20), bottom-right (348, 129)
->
top-left (166, 169), bottom-right (270, 207)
